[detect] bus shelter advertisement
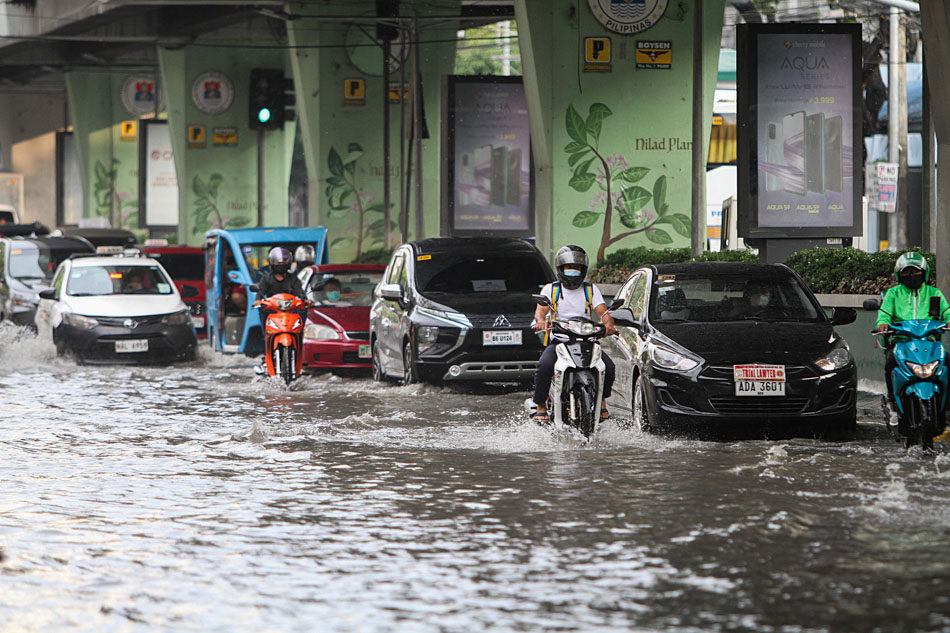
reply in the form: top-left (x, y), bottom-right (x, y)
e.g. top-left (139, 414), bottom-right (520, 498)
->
top-left (448, 78), bottom-right (531, 235)
top-left (738, 24), bottom-right (861, 238)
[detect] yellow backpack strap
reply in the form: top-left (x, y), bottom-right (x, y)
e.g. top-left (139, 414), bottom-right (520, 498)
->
top-left (544, 283), bottom-right (561, 346)
top-left (584, 282), bottom-right (593, 317)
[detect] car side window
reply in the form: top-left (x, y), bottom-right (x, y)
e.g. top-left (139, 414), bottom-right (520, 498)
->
top-left (387, 252), bottom-right (406, 286)
top-left (52, 265), bottom-right (66, 297)
top-left (628, 274), bottom-right (648, 320)
top-left (0, 243), bottom-right (6, 279)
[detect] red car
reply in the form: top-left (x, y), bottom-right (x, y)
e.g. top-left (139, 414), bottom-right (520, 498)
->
top-left (298, 263), bottom-right (386, 372)
top-left (142, 242), bottom-right (207, 337)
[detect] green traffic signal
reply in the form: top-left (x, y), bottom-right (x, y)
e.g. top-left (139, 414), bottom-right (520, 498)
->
top-left (257, 107), bottom-right (272, 124)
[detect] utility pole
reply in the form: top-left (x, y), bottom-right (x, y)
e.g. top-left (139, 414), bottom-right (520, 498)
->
top-left (690, 0), bottom-right (705, 257)
top-left (887, 7), bottom-right (900, 249)
top-left (896, 11), bottom-right (909, 249)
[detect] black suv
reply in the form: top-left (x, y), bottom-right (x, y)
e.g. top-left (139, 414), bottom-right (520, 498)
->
top-left (0, 235), bottom-right (94, 327)
top-left (370, 237), bottom-right (555, 384)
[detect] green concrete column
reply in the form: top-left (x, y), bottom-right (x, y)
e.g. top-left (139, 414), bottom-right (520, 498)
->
top-left (287, 0), bottom-right (456, 263)
top-left (517, 0), bottom-right (724, 264)
top-left (66, 70), bottom-right (147, 233)
top-left (159, 42), bottom-right (294, 246)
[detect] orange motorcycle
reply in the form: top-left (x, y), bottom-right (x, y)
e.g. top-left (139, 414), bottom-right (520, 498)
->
top-left (257, 292), bottom-right (308, 385)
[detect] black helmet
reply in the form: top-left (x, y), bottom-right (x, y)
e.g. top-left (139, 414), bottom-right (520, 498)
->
top-left (268, 246), bottom-right (292, 275)
top-left (554, 245), bottom-right (588, 290)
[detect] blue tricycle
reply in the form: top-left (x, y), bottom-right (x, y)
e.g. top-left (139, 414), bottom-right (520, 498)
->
top-left (203, 226), bottom-right (328, 355)
top-left (867, 297), bottom-right (949, 450)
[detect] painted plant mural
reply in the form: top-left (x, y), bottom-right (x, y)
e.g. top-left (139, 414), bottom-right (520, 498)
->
top-left (564, 102), bottom-right (691, 263)
top-left (191, 173), bottom-right (250, 235)
top-left (93, 158), bottom-right (138, 230)
top-left (325, 143), bottom-right (394, 260)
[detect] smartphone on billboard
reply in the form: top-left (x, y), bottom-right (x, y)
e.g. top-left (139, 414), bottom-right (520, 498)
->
top-left (506, 148), bottom-right (522, 205)
top-left (765, 121), bottom-right (783, 192)
top-left (782, 111), bottom-right (806, 196)
top-left (823, 115), bottom-right (843, 192)
top-left (474, 144), bottom-right (492, 197)
top-left (490, 146), bottom-right (508, 206)
top-left (458, 152), bottom-right (475, 186)
top-left (805, 112), bottom-right (825, 193)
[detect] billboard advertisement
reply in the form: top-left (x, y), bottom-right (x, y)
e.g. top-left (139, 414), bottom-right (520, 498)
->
top-left (140, 121), bottom-right (179, 227)
top-left (737, 24), bottom-right (862, 238)
top-left (442, 76), bottom-right (532, 236)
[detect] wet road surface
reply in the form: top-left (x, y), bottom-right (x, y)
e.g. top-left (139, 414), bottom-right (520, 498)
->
top-left (2, 325), bottom-right (950, 632)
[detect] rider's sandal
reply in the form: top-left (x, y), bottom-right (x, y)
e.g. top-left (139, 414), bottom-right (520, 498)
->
top-left (600, 408), bottom-right (610, 421)
top-left (530, 411), bottom-right (549, 422)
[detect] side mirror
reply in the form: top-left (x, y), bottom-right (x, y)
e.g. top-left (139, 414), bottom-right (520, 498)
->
top-left (608, 297), bottom-right (624, 310)
top-left (609, 308), bottom-right (639, 328)
top-left (862, 298), bottom-right (881, 311)
top-left (379, 283), bottom-right (404, 302)
top-left (532, 293), bottom-right (551, 307)
top-left (831, 306), bottom-right (857, 326)
top-left (249, 284), bottom-right (260, 293)
top-left (39, 288), bottom-right (56, 301)
top-left (180, 285), bottom-right (199, 299)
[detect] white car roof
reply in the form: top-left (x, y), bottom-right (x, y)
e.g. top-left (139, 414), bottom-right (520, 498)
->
top-left (69, 255), bottom-right (163, 268)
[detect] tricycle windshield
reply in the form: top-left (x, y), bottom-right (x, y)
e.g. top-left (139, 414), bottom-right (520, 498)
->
top-left (307, 270), bottom-right (384, 307)
top-left (239, 243), bottom-right (317, 281)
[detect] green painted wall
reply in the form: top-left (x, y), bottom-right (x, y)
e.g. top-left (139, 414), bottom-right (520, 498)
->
top-left (65, 71), bottom-right (147, 232)
top-left (159, 43), bottom-right (295, 245)
top-left (518, 0), bottom-right (725, 263)
top-left (288, 0), bottom-right (457, 263)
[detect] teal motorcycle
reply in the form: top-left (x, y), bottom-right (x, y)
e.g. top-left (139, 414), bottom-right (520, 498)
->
top-left (866, 297), bottom-right (949, 450)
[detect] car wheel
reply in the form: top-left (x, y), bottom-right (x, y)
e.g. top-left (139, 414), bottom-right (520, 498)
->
top-left (371, 340), bottom-right (385, 383)
top-left (631, 373), bottom-right (649, 433)
top-left (402, 339), bottom-right (418, 386)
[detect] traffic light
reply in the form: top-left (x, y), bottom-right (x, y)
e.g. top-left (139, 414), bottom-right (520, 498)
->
top-left (249, 68), bottom-right (292, 130)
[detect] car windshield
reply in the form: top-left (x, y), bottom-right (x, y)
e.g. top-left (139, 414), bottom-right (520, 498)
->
top-left (66, 265), bottom-right (174, 296)
top-left (416, 254), bottom-right (550, 296)
top-left (153, 253), bottom-right (204, 281)
top-left (650, 273), bottom-right (822, 323)
top-left (307, 270), bottom-right (384, 307)
top-left (9, 243), bottom-right (87, 283)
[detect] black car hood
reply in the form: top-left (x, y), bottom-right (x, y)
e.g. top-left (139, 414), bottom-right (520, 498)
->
top-left (420, 291), bottom-right (537, 315)
top-left (653, 321), bottom-right (836, 365)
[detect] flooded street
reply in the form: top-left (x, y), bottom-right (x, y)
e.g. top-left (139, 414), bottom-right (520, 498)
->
top-left (3, 325), bottom-right (950, 632)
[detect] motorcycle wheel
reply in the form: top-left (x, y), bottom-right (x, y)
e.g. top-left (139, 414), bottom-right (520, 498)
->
top-left (281, 346), bottom-right (295, 386)
top-left (570, 382), bottom-right (596, 438)
top-left (914, 396), bottom-right (937, 451)
top-left (402, 340), bottom-right (418, 386)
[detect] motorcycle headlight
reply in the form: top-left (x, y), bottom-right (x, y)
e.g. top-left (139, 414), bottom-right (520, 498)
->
top-left (162, 309), bottom-right (192, 325)
top-left (906, 360), bottom-right (940, 379)
top-left (562, 319), bottom-right (599, 336)
top-left (64, 313), bottom-right (99, 330)
top-left (649, 342), bottom-right (699, 372)
top-left (816, 346), bottom-right (851, 372)
top-left (304, 323), bottom-right (340, 340)
top-left (276, 298), bottom-right (294, 311)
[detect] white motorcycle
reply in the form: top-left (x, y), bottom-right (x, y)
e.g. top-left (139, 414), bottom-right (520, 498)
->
top-left (525, 294), bottom-right (606, 439)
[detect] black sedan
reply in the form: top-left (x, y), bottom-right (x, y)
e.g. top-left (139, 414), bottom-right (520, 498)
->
top-left (604, 262), bottom-right (858, 435)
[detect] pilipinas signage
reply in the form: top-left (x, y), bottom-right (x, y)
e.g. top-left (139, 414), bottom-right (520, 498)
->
top-left (587, 0), bottom-right (668, 35)
top-left (736, 23), bottom-right (862, 239)
top-left (443, 76), bottom-right (532, 236)
top-left (191, 71), bottom-right (234, 115)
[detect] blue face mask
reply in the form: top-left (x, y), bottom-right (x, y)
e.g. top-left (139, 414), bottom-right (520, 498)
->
top-left (562, 269), bottom-right (583, 279)
top-left (326, 290), bottom-right (341, 302)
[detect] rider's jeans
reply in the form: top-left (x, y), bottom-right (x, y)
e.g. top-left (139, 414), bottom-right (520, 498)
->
top-left (533, 344), bottom-right (615, 406)
top-left (884, 345), bottom-right (897, 403)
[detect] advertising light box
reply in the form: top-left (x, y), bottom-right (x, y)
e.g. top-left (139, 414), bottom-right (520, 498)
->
top-left (736, 23), bottom-right (862, 238)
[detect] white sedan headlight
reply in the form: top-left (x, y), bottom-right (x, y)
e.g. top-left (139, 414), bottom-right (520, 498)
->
top-left (162, 309), bottom-right (192, 325)
top-left (304, 323), bottom-right (340, 341)
top-left (63, 313), bottom-right (99, 330)
top-left (649, 342), bottom-right (699, 372)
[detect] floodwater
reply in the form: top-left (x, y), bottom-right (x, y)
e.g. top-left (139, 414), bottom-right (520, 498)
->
top-left (2, 324), bottom-right (950, 633)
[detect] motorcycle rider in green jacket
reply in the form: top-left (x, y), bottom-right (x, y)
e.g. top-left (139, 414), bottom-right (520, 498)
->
top-left (875, 252), bottom-right (950, 425)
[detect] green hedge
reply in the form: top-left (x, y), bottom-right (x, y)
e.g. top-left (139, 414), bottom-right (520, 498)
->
top-left (589, 246), bottom-right (936, 295)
